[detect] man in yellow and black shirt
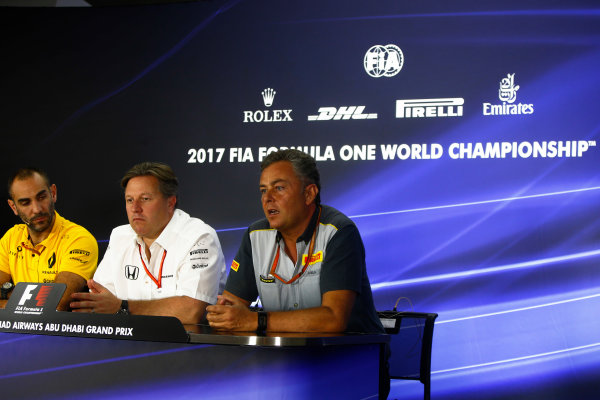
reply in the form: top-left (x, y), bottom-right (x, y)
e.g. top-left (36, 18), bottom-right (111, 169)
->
top-left (0, 168), bottom-right (98, 310)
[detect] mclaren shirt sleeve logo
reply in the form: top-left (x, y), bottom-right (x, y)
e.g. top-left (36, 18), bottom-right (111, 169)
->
top-left (302, 251), bottom-right (323, 266)
top-left (231, 260), bottom-right (240, 272)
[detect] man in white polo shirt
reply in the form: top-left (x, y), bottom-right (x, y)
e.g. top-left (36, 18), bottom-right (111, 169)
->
top-left (71, 162), bottom-right (226, 324)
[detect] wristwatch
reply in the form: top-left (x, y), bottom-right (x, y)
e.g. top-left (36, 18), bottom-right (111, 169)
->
top-left (257, 311), bottom-right (268, 332)
top-left (116, 299), bottom-right (129, 315)
top-left (1, 282), bottom-right (14, 300)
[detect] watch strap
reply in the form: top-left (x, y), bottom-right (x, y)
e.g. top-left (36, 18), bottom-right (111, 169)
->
top-left (117, 299), bottom-right (129, 315)
top-left (257, 311), bottom-right (267, 332)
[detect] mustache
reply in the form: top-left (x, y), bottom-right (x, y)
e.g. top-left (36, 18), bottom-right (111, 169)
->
top-left (25, 212), bottom-right (51, 225)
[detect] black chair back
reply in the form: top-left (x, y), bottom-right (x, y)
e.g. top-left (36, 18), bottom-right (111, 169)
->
top-left (378, 311), bottom-right (438, 400)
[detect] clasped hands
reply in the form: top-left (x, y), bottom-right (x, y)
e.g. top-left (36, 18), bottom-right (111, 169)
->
top-left (206, 293), bottom-right (257, 331)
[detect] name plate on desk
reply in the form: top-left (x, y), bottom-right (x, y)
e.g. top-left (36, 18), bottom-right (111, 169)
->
top-left (0, 282), bottom-right (188, 343)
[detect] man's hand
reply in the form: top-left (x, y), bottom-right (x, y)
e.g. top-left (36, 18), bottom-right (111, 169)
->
top-left (206, 292), bottom-right (257, 331)
top-left (70, 279), bottom-right (121, 314)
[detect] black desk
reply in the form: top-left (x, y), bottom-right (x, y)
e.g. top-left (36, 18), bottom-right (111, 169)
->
top-left (1, 314), bottom-right (388, 399)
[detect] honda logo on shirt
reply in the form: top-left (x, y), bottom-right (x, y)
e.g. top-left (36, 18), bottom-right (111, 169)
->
top-left (125, 265), bottom-right (139, 280)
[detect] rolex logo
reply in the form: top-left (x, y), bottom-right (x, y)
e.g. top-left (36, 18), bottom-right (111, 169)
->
top-left (243, 88), bottom-right (292, 123)
top-left (261, 88), bottom-right (276, 107)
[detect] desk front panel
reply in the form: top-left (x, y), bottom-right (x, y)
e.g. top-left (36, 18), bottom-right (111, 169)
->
top-left (2, 332), bottom-right (380, 399)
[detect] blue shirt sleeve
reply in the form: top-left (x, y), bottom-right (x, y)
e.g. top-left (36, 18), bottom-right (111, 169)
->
top-left (224, 228), bottom-right (259, 303)
top-left (320, 223), bottom-right (365, 295)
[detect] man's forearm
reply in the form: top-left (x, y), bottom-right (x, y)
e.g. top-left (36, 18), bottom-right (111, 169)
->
top-left (55, 271), bottom-right (86, 311)
top-left (266, 289), bottom-right (356, 333)
top-left (208, 289), bottom-right (356, 333)
top-left (263, 306), bottom-right (348, 333)
top-left (128, 296), bottom-right (207, 324)
top-left (0, 270), bottom-right (11, 285)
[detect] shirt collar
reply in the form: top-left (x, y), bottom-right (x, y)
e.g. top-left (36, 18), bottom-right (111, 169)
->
top-left (27, 211), bottom-right (63, 247)
top-left (134, 209), bottom-right (180, 250)
top-left (275, 206), bottom-right (320, 245)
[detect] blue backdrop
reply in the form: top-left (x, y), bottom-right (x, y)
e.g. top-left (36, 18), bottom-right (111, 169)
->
top-left (1, 1), bottom-right (599, 398)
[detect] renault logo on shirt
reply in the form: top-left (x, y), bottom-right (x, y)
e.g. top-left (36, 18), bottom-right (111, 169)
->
top-left (47, 252), bottom-right (56, 268)
top-left (125, 265), bottom-right (139, 280)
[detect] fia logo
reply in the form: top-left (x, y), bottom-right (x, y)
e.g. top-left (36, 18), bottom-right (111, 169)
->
top-left (364, 44), bottom-right (404, 78)
top-left (499, 73), bottom-right (519, 103)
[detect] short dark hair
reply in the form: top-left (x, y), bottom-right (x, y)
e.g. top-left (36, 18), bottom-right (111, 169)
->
top-left (121, 162), bottom-right (179, 205)
top-left (261, 149), bottom-right (321, 205)
top-left (7, 167), bottom-right (51, 200)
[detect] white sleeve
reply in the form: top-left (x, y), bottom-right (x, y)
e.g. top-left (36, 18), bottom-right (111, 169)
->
top-left (92, 238), bottom-right (118, 296)
top-left (175, 228), bottom-right (226, 304)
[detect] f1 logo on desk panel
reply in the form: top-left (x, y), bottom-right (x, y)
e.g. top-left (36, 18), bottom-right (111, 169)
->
top-left (5, 282), bottom-right (65, 315)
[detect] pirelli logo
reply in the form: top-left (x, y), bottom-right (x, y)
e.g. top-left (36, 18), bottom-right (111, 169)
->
top-left (69, 249), bottom-right (90, 256)
top-left (302, 251), bottom-right (323, 266)
top-left (231, 260), bottom-right (240, 272)
top-left (190, 248), bottom-right (208, 256)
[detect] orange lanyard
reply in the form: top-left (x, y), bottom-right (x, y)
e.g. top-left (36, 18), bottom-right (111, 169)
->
top-left (21, 242), bottom-right (44, 256)
top-left (137, 243), bottom-right (167, 289)
top-left (269, 207), bottom-right (321, 284)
